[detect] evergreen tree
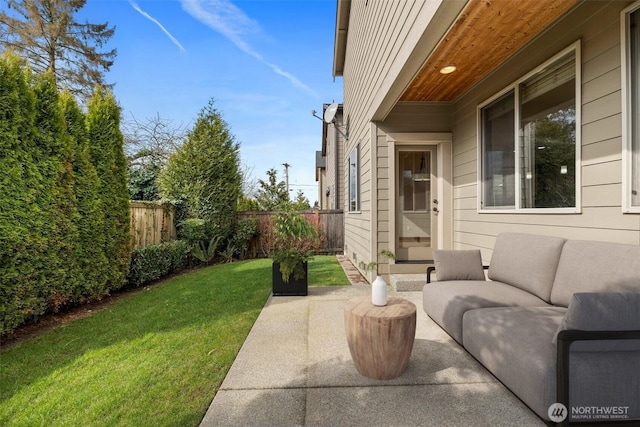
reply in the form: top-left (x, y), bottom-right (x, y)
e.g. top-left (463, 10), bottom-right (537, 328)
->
top-left (255, 168), bottom-right (290, 211)
top-left (0, 0), bottom-right (116, 101)
top-left (127, 163), bottom-right (162, 201)
top-left (31, 71), bottom-right (79, 309)
top-left (158, 98), bottom-right (241, 244)
top-left (60, 90), bottom-right (109, 299)
top-left (86, 87), bottom-right (130, 292)
top-left (291, 190), bottom-right (311, 210)
top-left (0, 53), bottom-right (39, 331)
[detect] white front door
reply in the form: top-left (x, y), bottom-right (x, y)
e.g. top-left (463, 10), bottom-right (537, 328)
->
top-left (395, 146), bottom-right (438, 262)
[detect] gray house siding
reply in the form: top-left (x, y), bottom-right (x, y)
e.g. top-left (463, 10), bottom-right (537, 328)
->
top-left (335, 0), bottom-right (639, 276)
top-left (451, 0), bottom-right (640, 262)
top-left (341, 0), bottom-right (445, 277)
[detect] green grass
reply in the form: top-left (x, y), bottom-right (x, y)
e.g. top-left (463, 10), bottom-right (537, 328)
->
top-left (0, 255), bottom-right (348, 426)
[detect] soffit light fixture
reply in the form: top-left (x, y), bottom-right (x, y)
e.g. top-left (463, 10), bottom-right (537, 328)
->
top-left (440, 65), bottom-right (457, 74)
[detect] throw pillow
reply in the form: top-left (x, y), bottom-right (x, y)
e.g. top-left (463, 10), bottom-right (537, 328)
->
top-left (433, 249), bottom-right (485, 281)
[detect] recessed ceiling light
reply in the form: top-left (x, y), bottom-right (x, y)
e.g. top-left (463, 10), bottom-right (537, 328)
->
top-left (440, 65), bottom-right (457, 74)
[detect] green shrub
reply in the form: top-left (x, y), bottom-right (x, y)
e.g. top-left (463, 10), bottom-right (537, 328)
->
top-left (231, 217), bottom-right (259, 259)
top-left (178, 218), bottom-right (207, 246)
top-left (127, 241), bottom-right (189, 287)
top-left (191, 236), bottom-right (222, 264)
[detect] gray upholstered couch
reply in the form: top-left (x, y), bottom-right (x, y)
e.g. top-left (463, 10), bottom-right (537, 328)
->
top-left (423, 233), bottom-right (640, 425)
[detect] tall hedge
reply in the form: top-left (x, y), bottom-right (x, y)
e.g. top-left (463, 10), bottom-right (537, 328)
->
top-left (61, 91), bottom-right (110, 300)
top-left (31, 72), bottom-right (81, 309)
top-left (86, 88), bottom-right (131, 292)
top-left (0, 54), bottom-right (39, 330)
top-left (0, 54), bottom-right (131, 334)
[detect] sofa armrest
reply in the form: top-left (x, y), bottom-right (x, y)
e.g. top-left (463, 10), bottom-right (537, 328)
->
top-left (556, 329), bottom-right (640, 426)
top-left (426, 266), bottom-right (435, 283)
top-left (426, 265), bottom-right (488, 284)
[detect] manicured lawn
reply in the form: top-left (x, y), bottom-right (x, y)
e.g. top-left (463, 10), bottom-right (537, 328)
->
top-left (0, 255), bottom-right (348, 426)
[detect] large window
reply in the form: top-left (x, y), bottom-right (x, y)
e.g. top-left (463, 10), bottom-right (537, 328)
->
top-left (623, 3), bottom-right (640, 211)
top-left (480, 45), bottom-right (579, 212)
top-left (348, 145), bottom-right (359, 211)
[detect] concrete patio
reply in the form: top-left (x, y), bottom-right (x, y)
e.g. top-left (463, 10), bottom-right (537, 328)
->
top-left (200, 284), bottom-right (546, 426)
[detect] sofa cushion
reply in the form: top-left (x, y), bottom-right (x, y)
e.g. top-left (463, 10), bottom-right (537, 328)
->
top-left (422, 280), bottom-right (550, 344)
top-left (463, 306), bottom-right (640, 422)
top-left (433, 250), bottom-right (485, 281)
top-left (553, 292), bottom-right (640, 351)
top-left (462, 307), bottom-right (566, 421)
top-left (550, 240), bottom-right (640, 307)
top-left (488, 233), bottom-right (566, 302)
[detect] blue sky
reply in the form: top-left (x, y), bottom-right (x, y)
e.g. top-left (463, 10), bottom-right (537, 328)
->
top-left (78, 0), bottom-right (343, 204)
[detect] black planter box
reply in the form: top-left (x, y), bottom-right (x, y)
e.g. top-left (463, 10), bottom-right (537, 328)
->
top-left (272, 261), bottom-right (308, 296)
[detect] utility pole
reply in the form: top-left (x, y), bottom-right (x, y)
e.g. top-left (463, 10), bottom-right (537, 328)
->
top-left (282, 163), bottom-right (291, 193)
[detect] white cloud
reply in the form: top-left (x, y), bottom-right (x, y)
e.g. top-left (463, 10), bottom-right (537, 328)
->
top-left (129, 1), bottom-right (186, 52)
top-left (216, 91), bottom-right (291, 119)
top-left (180, 0), bottom-right (317, 96)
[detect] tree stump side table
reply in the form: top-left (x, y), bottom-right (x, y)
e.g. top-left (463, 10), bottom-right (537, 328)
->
top-left (344, 295), bottom-right (417, 380)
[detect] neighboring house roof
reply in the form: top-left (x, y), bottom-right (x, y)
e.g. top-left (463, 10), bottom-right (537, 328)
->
top-left (333, 0), bottom-right (577, 105)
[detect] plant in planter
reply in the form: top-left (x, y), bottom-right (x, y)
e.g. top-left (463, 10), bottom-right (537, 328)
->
top-left (269, 209), bottom-right (320, 296)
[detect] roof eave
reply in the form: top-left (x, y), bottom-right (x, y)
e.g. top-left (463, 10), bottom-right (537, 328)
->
top-left (332, 0), bottom-right (351, 77)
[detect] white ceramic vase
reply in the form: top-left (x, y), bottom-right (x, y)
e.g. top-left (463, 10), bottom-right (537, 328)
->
top-left (371, 275), bottom-right (388, 306)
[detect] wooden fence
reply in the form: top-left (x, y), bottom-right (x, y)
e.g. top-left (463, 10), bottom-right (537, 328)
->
top-left (130, 201), bottom-right (177, 249)
top-left (130, 204), bottom-right (344, 255)
top-left (238, 209), bottom-right (344, 256)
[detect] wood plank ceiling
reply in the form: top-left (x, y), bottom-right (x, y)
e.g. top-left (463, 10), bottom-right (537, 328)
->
top-left (399, 0), bottom-right (578, 102)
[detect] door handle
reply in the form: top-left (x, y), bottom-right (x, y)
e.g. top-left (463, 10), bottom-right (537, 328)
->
top-left (432, 207), bottom-right (439, 213)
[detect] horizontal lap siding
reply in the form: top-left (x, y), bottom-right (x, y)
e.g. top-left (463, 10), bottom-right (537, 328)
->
top-left (382, 103), bottom-right (453, 133)
top-left (376, 128), bottom-right (391, 274)
top-left (343, 0), bottom-right (433, 271)
top-left (451, 0), bottom-right (640, 260)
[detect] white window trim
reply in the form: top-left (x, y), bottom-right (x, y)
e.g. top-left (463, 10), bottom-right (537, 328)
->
top-left (622, 1), bottom-right (640, 213)
top-left (477, 41), bottom-right (582, 214)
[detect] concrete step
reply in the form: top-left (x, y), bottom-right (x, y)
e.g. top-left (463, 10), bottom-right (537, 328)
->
top-left (390, 274), bottom-right (426, 292)
top-left (389, 263), bottom-right (431, 275)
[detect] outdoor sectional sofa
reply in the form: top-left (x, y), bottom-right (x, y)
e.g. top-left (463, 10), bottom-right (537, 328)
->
top-left (423, 233), bottom-right (640, 425)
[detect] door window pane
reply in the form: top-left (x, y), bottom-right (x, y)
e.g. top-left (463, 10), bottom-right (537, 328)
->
top-left (399, 151), bottom-right (430, 212)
